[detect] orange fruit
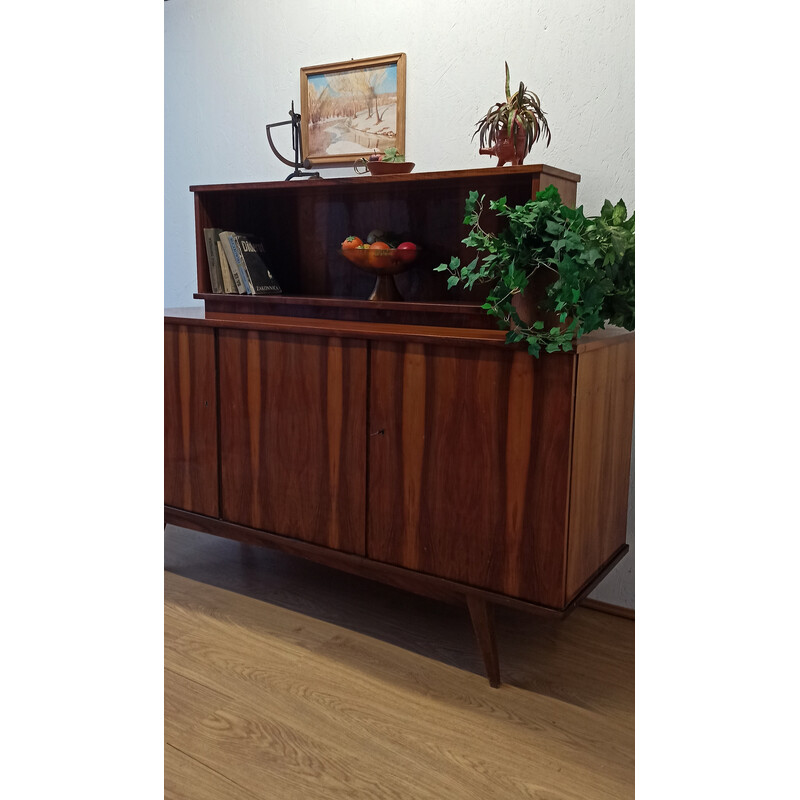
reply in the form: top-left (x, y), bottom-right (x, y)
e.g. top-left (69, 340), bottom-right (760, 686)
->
top-left (368, 240), bottom-right (391, 267)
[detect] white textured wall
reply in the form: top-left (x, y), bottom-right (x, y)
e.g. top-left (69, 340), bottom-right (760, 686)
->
top-left (164, 0), bottom-right (635, 607)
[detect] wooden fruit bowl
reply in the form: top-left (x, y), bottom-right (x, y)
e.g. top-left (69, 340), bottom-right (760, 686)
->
top-left (340, 247), bottom-right (419, 273)
top-left (339, 247), bottom-right (420, 301)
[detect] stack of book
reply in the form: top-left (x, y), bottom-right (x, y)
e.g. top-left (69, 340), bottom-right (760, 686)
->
top-left (203, 229), bottom-right (283, 295)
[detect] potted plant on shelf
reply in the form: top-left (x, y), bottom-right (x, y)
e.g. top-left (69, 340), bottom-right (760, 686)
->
top-left (474, 62), bottom-right (552, 166)
top-left (434, 184), bottom-right (635, 357)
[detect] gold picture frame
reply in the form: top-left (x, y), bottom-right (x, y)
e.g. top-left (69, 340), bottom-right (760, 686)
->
top-left (300, 53), bottom-right (406, 167)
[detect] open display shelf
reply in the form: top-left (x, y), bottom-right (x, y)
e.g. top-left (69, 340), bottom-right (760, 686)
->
top-left (191, 165), bottom-right (580, 320)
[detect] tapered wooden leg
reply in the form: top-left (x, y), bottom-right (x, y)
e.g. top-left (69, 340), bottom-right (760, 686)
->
top-left (466, 595), bottom-right (501, 688)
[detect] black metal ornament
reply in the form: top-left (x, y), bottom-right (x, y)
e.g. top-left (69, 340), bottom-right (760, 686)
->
top-left (265, 102), bottom-right (321, 181)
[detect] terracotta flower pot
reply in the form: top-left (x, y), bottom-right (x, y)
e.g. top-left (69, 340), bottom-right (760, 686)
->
top-left (479, 122), bottom-right (529, 167)
top-left (510, 268), bottom-right (573, 334)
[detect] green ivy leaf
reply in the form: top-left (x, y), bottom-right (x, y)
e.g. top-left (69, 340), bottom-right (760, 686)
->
top-left (598, 277), bottom-right (615, 293)
top-left (583, 284), bottom-right (605, 308)
top-left (536, 184), bottom-right (562, 204)
top-left (584, 247), bottom-right (602, 265)
top-left (490, 196), bottom-right (508, 213)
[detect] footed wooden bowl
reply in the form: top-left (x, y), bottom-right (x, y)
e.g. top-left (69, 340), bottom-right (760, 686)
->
top-left (339, 247), bottom-right (420, 301)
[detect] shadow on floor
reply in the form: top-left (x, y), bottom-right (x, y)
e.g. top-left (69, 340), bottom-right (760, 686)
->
top-left (165, 524), bottom-right (632, 704)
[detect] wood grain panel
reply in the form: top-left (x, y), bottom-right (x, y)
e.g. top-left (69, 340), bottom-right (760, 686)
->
top-left (196, 294), bottom-right (498, 328)
top-left (164, 324), bottom-right (219, 517)
top-left (368, 342), bottom-right (575, 607)
top-left (189, 165), bottom-right (581, 194)
top-left (218, 330), bottom-right (367, 554)
top-left (166, 507), bottom-right (625, 618)
top-left (167, 306), bottom-right (632, 352)
top-left (193, 194), bottom-right (213, 294)
top-left (532, 172), bottom-right (578, 207)
top-left (566, 338), bottom-right (635, 600)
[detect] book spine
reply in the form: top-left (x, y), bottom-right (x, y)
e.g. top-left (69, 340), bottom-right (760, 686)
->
top-left (229, 234), bottom-right (255, 294)
top-left (219, 232), bottom-right (248, 294)
top-left (226, 233), bottom-right (253, 294)
top-left (216, 241), bottom-right (235, 294)
top-left (203, 228), bottom-right (224, 294)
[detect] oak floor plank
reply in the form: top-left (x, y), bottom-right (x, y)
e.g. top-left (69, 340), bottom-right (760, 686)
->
top-left (166, 593), bottom-right (631, 799)
top-left (165, 529), bottom-right (633, 702)
top-left (166, 667), bottom-right (473, 800)
top-left (165, 525), bottom-right (634, 799)
top-left (166, 563), bottom-right (633, 723)
top-left (165, 743), bottom-right (262, 800)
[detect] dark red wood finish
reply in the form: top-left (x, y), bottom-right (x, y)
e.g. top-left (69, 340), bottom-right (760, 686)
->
top-left (164, 324), bottom-right (219, 517)
top-left (466, 596), bottom-right (500, 688)
top-left (165, 506), bottom-right (629, 618)
top-left (367, 340), bottom-right (576, 608)
top-left (217, 329), bottom-right (367, 555)
top-left (567, 337), bottom-right (635, 598)
top-left (199, 294), bottom-right (498, 329)
top-left (166, 307), bottom-right (632, 353)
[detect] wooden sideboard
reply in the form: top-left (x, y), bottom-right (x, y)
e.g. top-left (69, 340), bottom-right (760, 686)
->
top-left (164, 166), bottom-right (634, 686)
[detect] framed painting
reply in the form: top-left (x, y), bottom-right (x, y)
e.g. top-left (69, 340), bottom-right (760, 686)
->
top-left (300, 53), bottom-right (406, 167)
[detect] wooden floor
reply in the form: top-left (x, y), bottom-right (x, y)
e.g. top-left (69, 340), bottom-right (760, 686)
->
top-left (165, 525), bottom-right (634, 800)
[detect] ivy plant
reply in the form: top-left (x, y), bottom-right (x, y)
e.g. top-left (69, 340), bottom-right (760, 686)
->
top-left (434, 185), bottom-right (635, 356)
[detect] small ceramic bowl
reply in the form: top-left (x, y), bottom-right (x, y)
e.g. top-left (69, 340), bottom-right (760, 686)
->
top-left (365, 160), bottom-right (415, 176)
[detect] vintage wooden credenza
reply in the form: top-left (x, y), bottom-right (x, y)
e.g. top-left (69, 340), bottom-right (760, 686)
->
top-left (164, 165), bottom-right (634, 686)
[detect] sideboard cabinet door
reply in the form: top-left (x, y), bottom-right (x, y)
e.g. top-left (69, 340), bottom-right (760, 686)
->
top-left (164, 324), bottom-right (219, 517)
top-left (367, 341), bottom-right (576, 608)
top-left (218, 330), bottom-right (367, 555)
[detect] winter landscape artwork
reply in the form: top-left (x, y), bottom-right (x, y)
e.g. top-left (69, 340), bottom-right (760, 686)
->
top-left (300, 53), bottom-right (406, 166)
